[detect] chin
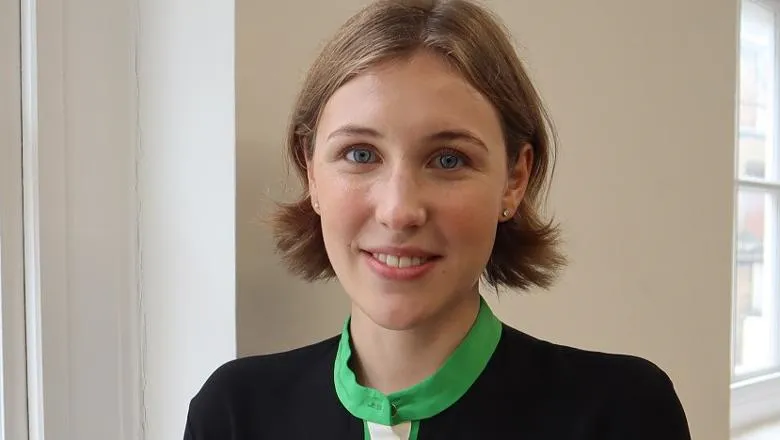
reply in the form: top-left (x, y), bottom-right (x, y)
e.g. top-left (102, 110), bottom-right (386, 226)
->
top-left (360, 297), bottom-right (437, 331)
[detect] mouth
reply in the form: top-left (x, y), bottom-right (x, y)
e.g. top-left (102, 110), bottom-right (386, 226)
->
top-left (369, 253), bottom-right (435, 269)
top-left (360, 248), bottom-right (442, 281)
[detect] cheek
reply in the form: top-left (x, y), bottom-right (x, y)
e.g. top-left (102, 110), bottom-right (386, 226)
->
top-left (316, 173), bottom-right (370, 243)
top-left (437, 188), bottom-right (501, 248)
top-left (435, 190), bottom-right (500, 284)
top-left (443, 205), bottom-right (497, 240)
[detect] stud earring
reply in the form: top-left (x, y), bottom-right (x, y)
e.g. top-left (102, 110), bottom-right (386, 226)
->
top-left (314, 201), bottom-right (320, 211)
top-left (502, 208), bottom-right (511, 218)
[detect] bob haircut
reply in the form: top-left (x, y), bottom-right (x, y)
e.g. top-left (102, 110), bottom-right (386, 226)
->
top-left (273, 0), bottom-right (566, 290)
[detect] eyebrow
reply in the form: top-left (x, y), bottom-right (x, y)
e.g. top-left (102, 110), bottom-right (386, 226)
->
top-left (326, 124), bottom-right (488, 151)
top-left (326, 125), bottom-right (382, 141)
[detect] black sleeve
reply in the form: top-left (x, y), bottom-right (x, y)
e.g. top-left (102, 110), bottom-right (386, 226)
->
top-left (183, 415), bottom-right (195, 440)
top-left (180, 338), bottom-right (343, 440)
top-left (601, 360), bottom-right (692, 439)
top-left (182, 396), bottom-right (229, 440)
top-left (181, 365), bottom-right (237, 440)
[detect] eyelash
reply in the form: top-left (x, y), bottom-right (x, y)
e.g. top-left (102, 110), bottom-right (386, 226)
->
top-left (341, 145), bottom-right (470, 169)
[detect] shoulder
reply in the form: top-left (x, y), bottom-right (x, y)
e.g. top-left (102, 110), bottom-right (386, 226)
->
top-left (499, 324), bottom-right (677, 392)
top-left (498, 325), bottom-right (691, 438)
top-left (499, 324), bottom-right (662, 375)
top-left (184, 335), bottom-right (340, 438)
top-left (193, 334), bottom-right (339, 401)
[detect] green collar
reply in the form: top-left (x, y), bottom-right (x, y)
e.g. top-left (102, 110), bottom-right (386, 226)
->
top-left (333, 297), bottom-right (502, 426)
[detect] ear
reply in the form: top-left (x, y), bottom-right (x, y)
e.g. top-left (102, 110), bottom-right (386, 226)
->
top-left (499, 143), bottom-right (533, 221)
top-left (306, 158), bottom-right (320, 214)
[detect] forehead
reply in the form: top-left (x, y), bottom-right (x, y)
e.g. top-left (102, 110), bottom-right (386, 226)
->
top-left (316, 52), bottom-right (503, 142)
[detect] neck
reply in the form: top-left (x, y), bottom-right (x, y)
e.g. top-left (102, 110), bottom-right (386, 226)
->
top-left (348, 294), bottom-right (481, 395)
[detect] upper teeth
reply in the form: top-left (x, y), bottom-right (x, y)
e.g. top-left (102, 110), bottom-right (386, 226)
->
top-left (373, 253), bottom-right (428, 268)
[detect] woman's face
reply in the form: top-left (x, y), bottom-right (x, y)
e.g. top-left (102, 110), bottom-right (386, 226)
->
top-left (309, 51), bottom-right (531, 330)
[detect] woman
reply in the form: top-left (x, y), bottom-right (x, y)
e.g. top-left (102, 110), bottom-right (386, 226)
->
top-left (184, 0), bottom-right (691, 439)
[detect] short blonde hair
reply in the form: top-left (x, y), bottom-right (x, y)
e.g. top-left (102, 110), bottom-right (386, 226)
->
top-left (273, 0), bottom-right (566, 290)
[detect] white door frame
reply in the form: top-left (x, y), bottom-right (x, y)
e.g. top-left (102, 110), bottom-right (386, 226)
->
top-left (15, 0), bottom-right (236, 438)
top-left (0, 0), bottom-right (30, 439)
top-left (19, 0), bottom-right (143, 438)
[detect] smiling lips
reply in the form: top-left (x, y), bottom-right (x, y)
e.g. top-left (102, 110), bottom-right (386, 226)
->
top-left (362, 248), bottom-right (441, 280)
top-left (371, 253), bottom-right (430, 268)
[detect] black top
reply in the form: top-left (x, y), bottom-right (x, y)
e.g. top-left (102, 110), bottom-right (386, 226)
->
top-left (183, 323), bottom-right (691, 439)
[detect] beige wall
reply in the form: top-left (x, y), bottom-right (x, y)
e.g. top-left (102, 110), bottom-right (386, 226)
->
top-left (236, 1), bottom-right (738, 439)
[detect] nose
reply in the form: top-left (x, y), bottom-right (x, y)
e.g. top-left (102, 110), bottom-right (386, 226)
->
top-left (374, 167), bottom-right (428, 231)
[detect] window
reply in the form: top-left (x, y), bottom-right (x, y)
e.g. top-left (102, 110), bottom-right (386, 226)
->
top-left (732, 0), bottom-right (780, 432)
top-left (734, 0), bottom-right (780, 381)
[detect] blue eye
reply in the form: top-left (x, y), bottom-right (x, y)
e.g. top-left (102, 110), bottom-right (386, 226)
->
top-left (435, 153), bottom-right (464, 169)
top-left (345, 148), bottom-right (376, 164)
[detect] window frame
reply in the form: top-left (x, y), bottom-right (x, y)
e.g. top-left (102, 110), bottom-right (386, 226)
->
top-left (0, 0), bottom-right (30, 439)
top-left (732, 0), bottom-right (780, 432)
top-left (17, 0), bottom-right (143, 438)
top-left (1, 0), bottom-right (236, 438)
